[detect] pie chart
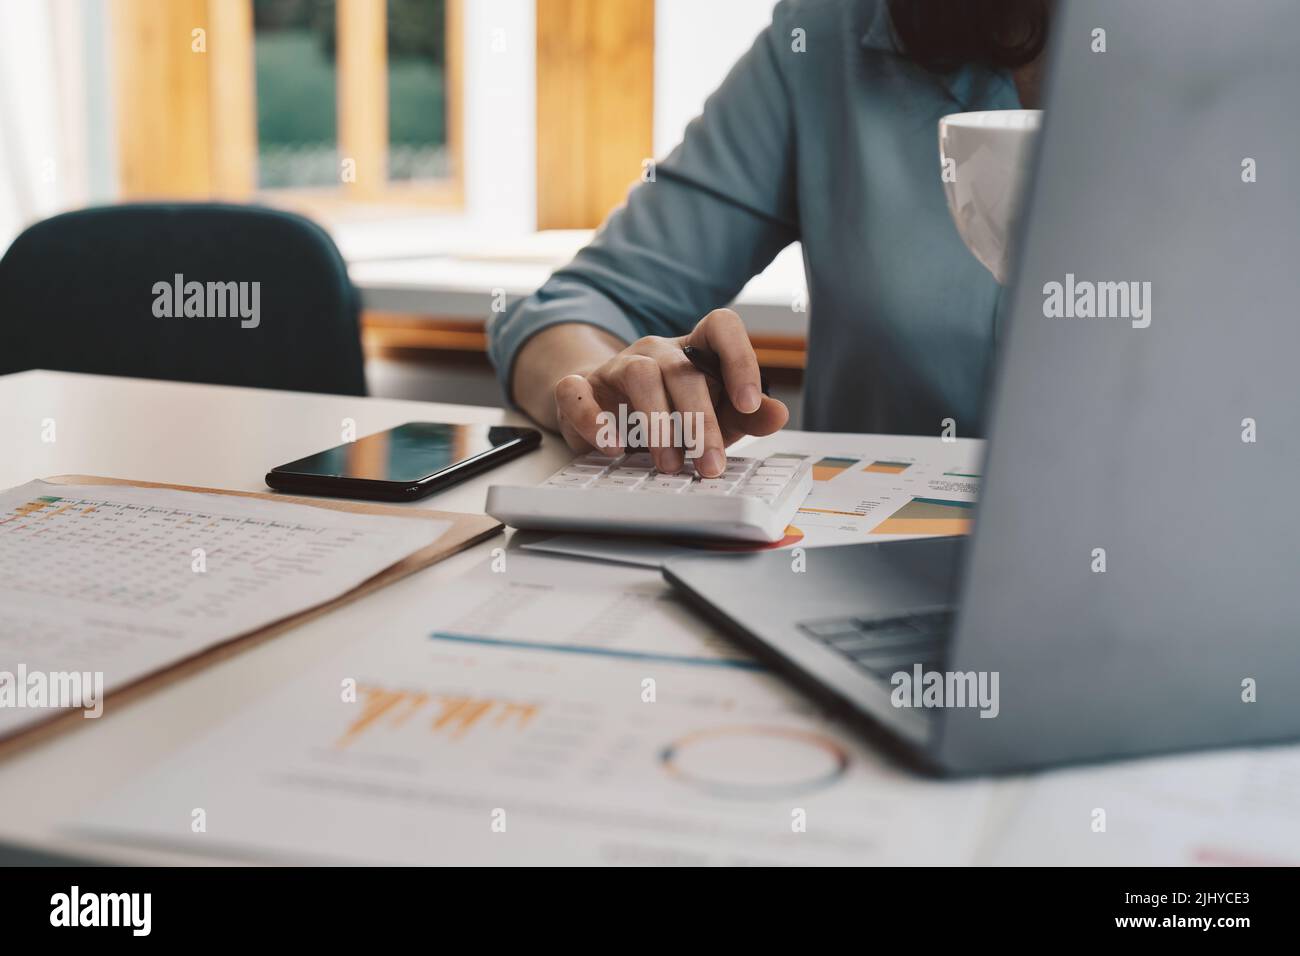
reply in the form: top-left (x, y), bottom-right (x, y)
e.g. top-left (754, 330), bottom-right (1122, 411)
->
top-left (659, 725), bottom-right (849, 799)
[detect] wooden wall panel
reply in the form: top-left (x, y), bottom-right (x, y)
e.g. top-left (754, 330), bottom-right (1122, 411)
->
top-left (206, 0), bottom-right (256, 198)
top-left (336, 0), bottom-right (389, 198)
top-left (112, 0), bottom-right (213, 198)
top-left (536, 0), bottom-right (655, 230)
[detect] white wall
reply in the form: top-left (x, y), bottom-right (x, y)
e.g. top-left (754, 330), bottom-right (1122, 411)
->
top-left (653, 0), bottom-right (779, 158)
top-left (79, 0), bottom-right (119, 205)
top-left (460, 0), bottom-right (536, 235)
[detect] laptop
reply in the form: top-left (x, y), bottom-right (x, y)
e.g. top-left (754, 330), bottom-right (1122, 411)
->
top-left (663, 0), bottom-right (1300, 775)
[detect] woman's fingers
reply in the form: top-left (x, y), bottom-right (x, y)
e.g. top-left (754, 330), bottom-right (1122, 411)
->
top-left (554, 373), bottom-right (617, 454)
top-left (660, 352), bottom-right (728, 477)
top-left (551, 313), bottom-right (777, 472)
top-left (719, 394), bottom-right (789, 440)
top-left (613, 354), bottom-right (681, 473)
top-left (686, 308), bottom-right (764, 414)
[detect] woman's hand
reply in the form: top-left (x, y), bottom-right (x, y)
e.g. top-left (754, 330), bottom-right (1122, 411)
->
top-left (513, 309), bottom-right (788, 478)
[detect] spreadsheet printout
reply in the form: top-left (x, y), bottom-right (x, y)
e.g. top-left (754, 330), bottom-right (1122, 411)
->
top-left (0, 480), bottom-right (451, 740)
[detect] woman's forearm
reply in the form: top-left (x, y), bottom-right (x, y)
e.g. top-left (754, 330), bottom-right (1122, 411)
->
top-left (510, 323), bottom-right (627, 430)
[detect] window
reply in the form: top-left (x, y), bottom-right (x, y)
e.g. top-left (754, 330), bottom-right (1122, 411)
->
top-left (253, 0), bottom-right (340, 189)
top-left (112, 0), bottom-right (462, 209)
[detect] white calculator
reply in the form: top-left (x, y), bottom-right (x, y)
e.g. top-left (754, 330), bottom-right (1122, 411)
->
top-left (486, 451), bottom-right (814, 543)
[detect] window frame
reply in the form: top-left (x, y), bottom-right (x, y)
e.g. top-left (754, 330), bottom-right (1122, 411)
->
top-left (111, 0), bottom-right (464, 212)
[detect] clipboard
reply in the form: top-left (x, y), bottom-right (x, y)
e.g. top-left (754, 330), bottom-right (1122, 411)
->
top-left (0, 475), bottom-right (502, 758)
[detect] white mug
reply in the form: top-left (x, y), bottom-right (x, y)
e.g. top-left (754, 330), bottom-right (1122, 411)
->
top-left (938, 109), bottom-right (1042, 284)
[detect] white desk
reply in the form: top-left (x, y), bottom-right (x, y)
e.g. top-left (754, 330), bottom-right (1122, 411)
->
top-left (3, 371), bottom-right (1284, 866)
top-left (0, 370), bottom-right (570, 864)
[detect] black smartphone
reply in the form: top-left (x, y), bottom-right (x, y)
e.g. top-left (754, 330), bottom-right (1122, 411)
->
top-left (266, 422), bottom-right (542, 502)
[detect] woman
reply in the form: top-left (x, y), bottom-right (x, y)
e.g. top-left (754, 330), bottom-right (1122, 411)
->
top-left (488, 0), bottom-right (1050, 479)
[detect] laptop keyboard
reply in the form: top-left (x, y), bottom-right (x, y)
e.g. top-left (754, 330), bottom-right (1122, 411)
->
top-left (797, 608), bottom-right (955, 682)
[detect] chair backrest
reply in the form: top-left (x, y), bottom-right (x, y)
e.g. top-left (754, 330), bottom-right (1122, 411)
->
top-left (0, 203), bottom-right (366, 395)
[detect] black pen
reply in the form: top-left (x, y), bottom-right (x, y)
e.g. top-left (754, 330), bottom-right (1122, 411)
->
top-left (682, 345), bottom-right (770, 403)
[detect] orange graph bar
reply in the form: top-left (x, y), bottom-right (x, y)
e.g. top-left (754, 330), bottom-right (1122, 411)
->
top-left (811, 457), bottom-right (857, 481)
top-left (864, 460), bottom-right (910, 474)
top-left (336, 685), bottom-right (542, 747)
top-left (873, 517), bottom-right (972, 536)
top-left (799, 506), bottom-right (868, 518)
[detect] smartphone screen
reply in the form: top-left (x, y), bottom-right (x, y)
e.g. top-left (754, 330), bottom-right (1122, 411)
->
top-left (272, 423), bottom-right (533, 484)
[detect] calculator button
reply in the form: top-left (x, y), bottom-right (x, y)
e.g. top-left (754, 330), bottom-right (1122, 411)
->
top-left (544, 474), bottom-right (597, 488)
top-left (755, 465), bottom-right (796, 476)
top-left (642, 477), bottom-right (692, 493)
top-left (689, 480), bottom-right (738, 495)
top-left (620, 453), bottom-right (656, 468)
top-left (609, 467), bottom-right (653, 479)
top-left (594, 475), bottom-right (646, 490)
top-left (577, 452), bottom-right (622, 466)
top-left (561, 464), bottom-right (608, 476)
top-left (745, 475), bottom-right (788, 487)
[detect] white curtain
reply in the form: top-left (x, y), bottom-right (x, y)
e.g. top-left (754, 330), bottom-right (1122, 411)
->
top-left (0, 0), bottom-right (110, 253)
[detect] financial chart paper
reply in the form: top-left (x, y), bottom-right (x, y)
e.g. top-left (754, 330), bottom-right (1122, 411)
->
top-left (0, 480), bottom-right (450, 741)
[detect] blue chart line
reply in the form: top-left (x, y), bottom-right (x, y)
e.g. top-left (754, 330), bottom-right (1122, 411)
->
top-left (428, 631), bottom-right (765, 671)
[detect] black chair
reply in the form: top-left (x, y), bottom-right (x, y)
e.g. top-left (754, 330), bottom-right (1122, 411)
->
top-left (0, 203), bottom-right (366, 395)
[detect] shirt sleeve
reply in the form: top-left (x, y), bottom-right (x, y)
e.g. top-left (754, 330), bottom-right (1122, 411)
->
top-left (486, 3), bottom-right (801, 405)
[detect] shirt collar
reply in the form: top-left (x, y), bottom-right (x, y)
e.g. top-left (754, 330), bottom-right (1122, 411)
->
top-left (859, 1), bottom-right (1021, 110)
top-left (859, 0), bottom-right (897, 53)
